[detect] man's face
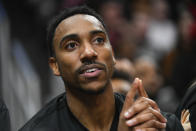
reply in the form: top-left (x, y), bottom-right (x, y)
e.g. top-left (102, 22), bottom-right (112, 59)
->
top-left (49, 14), bottom-right (116, 94)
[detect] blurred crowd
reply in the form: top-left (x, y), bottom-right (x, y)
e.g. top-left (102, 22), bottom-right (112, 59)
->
top-left (1, 0), bottom-right (196, 130)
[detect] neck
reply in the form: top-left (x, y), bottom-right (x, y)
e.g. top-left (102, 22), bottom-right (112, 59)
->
top-left (66, 83), bottom-right (115, 131)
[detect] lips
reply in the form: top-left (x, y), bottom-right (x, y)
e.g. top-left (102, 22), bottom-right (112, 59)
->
top-left (85, 68), bottom-right (98, 73)
top-left (78, 64), bottom-right (105, 78)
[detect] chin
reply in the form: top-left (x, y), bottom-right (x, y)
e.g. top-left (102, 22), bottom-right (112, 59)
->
top-left (64, 77), bottom-right (110, 95)
top-left (80, 81), bottom-right (109, 94)
top-left (79, 86), bottom-right (106, 95)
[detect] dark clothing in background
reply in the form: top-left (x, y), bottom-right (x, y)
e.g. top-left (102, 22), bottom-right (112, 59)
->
top-left (0, 98), bottom-right (11, 131)
top-left (19, 93), bottom-right (184, 131)
top-left (170, 51), bottom-right (196, 99)
top-left (176, 82), bottom-right (196, 130)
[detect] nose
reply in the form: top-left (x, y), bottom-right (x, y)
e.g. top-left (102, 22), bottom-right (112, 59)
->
top-left (80, 43), bottom-right (98, 63)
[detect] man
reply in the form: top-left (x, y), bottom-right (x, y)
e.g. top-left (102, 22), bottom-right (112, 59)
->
top-left (19, 6), bottom-right (183, 131)
top-left (176, 81), bottom-right (196, 131)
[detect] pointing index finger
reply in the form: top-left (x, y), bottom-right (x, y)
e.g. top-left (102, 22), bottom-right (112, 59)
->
top-left (138, 79), bottom-right (148, 98)
top-left (122, 78), bottom-right (140, 113)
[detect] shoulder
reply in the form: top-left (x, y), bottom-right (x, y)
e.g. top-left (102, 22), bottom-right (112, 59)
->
top-left (114, 93), bottom-right (125, 110)
top-left (161, 112), bottom-right (184, 131)
top-left (178, 83), bottom-right (196, 110)
top-left (19, 93), bottom-right (66, 131)
top-left (176, 82), bottom-right (196, 131)
top-left (114, 92), bottom-right (125, 101)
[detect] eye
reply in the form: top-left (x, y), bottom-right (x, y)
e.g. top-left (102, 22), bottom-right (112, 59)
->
top-left (93, 37), bottom-right (105, 45)
top-left (65, 41), bottom-right (78, 50)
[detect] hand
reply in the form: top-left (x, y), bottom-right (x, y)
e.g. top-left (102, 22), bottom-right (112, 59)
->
top-left (118, 78), bottom-right (167, 131)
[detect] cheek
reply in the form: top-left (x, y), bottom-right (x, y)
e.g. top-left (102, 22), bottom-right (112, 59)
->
top-left (56, 54), bottom-right (80, 77)
top-left (105, 47), bottom-right (115, 64)
top-left (98, 48), bottom-right (115, 70)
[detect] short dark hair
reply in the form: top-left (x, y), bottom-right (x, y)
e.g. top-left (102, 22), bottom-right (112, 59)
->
top-left (47, 5), bottom-right (107, 57)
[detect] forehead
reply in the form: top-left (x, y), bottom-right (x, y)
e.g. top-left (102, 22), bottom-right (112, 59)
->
top-left (55, 14), bottom-right (105, 36)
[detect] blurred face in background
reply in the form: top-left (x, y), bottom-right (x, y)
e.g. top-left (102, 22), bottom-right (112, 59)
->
top-left (134, 59), bottom-right (162, 97)
top-left (132, 11), bottom-right (150, 40)
top-left (99, 1), bottom-right (124, 28)
top-left (112, 79), bottom-right (131, 95)
top-left (152, 0), bottom-right (169, 20)
top-left (179, 10), bottom-right (194, 46)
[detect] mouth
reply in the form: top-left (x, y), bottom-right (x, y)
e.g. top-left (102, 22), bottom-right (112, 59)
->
top-left (78, 64), bottom-right (105, 78)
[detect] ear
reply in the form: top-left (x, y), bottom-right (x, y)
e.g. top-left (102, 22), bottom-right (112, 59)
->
top-left (49, 57), bottom-right (61, 76)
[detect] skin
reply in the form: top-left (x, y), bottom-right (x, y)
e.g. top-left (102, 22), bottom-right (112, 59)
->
top-left (118, 78), bottom-right (167, 131)
top-left (49, 14), bottom-right (166, 131)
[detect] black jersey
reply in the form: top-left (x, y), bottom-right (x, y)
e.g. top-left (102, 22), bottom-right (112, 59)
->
top-left (19, 93), bottom-right (183, 131)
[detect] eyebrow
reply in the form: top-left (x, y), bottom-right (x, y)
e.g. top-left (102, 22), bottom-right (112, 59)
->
top-left (59, 34), bottom-right (78, 48)
top-left (89, 30), bottom-right (106, 36)
top-left (59, 30), bottom-right (106, 47)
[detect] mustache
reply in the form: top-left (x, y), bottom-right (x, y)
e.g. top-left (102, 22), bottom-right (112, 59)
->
top-left (76, 61), bottom-right (106, 74)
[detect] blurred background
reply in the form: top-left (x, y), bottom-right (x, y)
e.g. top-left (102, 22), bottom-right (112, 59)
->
top-left (1, 0), bottom-right (196, 130)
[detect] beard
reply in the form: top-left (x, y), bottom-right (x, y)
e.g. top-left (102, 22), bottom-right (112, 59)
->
top-left (60, 62), bottom-right (113, 95)
top-left (63, 77), bottom-right (110, 95)
top-left (57, 58), bottom-right (115, 95)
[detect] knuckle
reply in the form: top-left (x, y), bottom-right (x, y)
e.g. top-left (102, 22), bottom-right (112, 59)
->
top-left (150, 99), bottom-right (156, 105)
top-left (140, 96), bottom-right (146, 101)
top-left (151, 119), bottom-right (157, 126)
top-left (151, 120), bottom-right (164, 128)
top-left (143, 101), bottom-right (150, 108)
top-left (138, 97), bottom-right (145, 103)
top-left (146, 112), bottom-right (156, 121)
top-left (132, 106), bottom-right (137, 112)
top-left (135, 117), bottom-right (141, 122)
top-left (146, 97), bottom-right (157, 106)
top-left (147, 107), bottom-right (154, 113)
top-left (126, 95), bottom-right (132, 102)
top-left (149, 112), bottom-right (155, 118)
